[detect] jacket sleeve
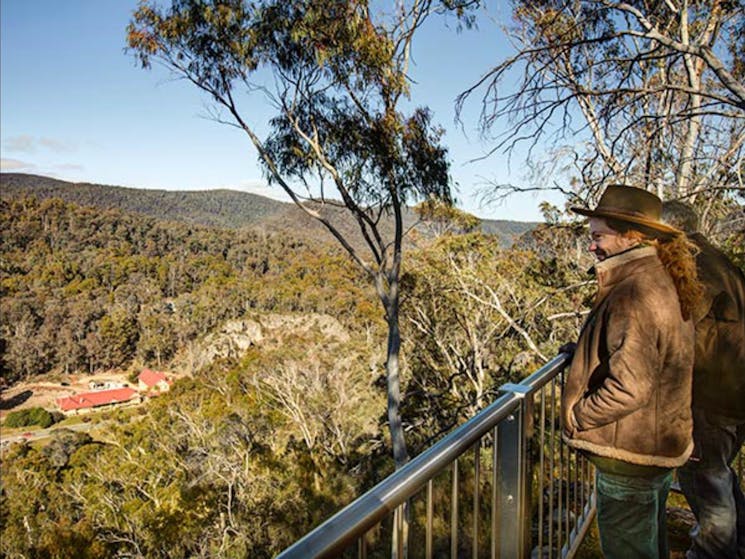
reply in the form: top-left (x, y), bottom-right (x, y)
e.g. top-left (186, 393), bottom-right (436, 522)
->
top-left (572, 293), bottom-right (660, 431)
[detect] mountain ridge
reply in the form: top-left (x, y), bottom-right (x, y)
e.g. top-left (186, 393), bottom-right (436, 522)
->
top-left (0, 172), bottom-right (537, 244)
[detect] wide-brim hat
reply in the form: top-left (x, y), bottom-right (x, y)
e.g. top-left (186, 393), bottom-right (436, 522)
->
top-left (571, 185), bottom-right (681, 237)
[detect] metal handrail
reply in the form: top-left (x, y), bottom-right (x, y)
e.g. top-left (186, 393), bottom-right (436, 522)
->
top-left (277, 349), bottom-right (745, 559)
top-left (277, 353), bottom-right (572, 559)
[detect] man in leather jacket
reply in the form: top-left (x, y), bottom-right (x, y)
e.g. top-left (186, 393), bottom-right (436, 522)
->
top-left (563, 186), bottom-right (698, 559)
top-left (662, 200), bottom-right (745, 559)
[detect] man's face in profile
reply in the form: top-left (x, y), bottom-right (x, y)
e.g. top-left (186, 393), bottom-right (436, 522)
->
top-left (588, 218), bottom-right (637, 261)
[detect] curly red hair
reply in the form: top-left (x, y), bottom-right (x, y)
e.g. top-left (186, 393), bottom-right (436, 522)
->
top-left (605, 218), bottom-right (702, 321)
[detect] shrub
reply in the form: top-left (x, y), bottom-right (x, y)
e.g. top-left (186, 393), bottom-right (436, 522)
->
top-left (4, 407), bottom-right (55, 429)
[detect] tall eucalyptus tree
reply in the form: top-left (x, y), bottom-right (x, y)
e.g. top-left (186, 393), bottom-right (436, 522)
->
top-left (459, 0), bottom-right (744, 224)
top-left (128, 0), bottom-right (475, 469)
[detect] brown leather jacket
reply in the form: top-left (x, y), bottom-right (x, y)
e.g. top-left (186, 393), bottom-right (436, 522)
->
top-left (689, 233), bottom-right (745, 420)
top-left (562, 246), bottom-right (695, 468)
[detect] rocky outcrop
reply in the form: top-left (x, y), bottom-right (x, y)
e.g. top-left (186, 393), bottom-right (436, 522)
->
top-left (175, 312), bottom-right (350, 372)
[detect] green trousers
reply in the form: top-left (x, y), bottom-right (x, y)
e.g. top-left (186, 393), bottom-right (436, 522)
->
top-left (596, 469), bottom-right (673, 559)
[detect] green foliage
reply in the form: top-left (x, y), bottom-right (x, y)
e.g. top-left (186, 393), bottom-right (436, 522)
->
top-left (414, 198), bottom-right (480, 237)
top-left (4, 406), bottom-right (56, 429)
top-left (401, 229), bottom-right (593, 450)
top-left (0, 214), bottom-right (601, 558)
top-left (0, 439), bottom-right (113, 558)
top-left (0, 321), bottom-right (388, 559)
top-left (717, 207), bottom-right (745, 272)
top-left (0, 4), bottom-right (613, 552)
top-left (0, 184), bottom-right (601, 558)
top-left (126, 0), bottom-right (461, 212)
top-left (0, 195), bottom-right (379, 382)
top-left (126, 1), bottom-right (484, 472)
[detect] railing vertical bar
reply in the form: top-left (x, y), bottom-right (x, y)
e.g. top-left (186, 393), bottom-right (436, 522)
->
top-left (586, 454), bottom-right (590, 508)
top-left (358, 530), bottom-right (367, 559)
top-left (548, 376), bottom-right (556, 559)
top-left (557, 381), bottom-right (564, 551)
top-left (452, 459), bottom-right (459, 559)
top-left (565, 442), bottom-right (570, 546)
top-left (587, 455), bottom-right (592, 511)
top-left (575, 449), bottom-right (580, 536)
top-left (562, 368), bottom-right (571, 549)
top-left (580, 454), bottom-right (585, 518)
top-left (569, 449), bottom-right (574, 540)
top-left (585, 455), bottom-right (588, 493)
top-left (473, 440), bottom-right (481, 559)
top-left (491, 426), bottom-right (499, 559)
top-left (497, 405), bottom-right (523, 559)
top-left (576, 450), bottom-right (580, 536)
top-left (275, 354), bottom-right (596, 559)
top-left (521, 394), bottom-right (532, 557)
top-left (426, 479), bottom-right (433, 559)
top-left (587, 455), bottom-right (592, 505)
top-left (396, 505), bottom-right (404, 559)
top-left (566, 447), bottom-right (577, 541)
top-left (538, 386), bottom-right (546, 559)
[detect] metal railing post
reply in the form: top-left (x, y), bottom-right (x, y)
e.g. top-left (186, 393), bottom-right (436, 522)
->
top-left (275, 355), bottom-right (582, 559)
top-left (498, 383), bottom-right (532, 558)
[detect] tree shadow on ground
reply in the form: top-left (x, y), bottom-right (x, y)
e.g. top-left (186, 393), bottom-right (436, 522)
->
top-left (0, 390), bottom-right (33, 410)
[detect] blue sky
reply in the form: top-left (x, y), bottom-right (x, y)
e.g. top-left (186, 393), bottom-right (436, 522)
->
top-left (1, 0), bottom-right (566, 222)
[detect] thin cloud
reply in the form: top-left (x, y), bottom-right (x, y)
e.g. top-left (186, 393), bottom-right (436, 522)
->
top-left (1, 158), bottom-right (36, 171)
top-left (3, 135), bottom-right (77, 154)
top-left (4, 135), bottom-right (36, 153)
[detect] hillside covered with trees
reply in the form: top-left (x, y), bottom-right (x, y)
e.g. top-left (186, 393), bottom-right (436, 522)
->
top-left (0, 194), bottom-right (380, 383)
top-left (0, 194), bottom-right (740, 558)
top-left (2, 0), bottom-right (743, 555)
top-left (0, 173), bottom-right (291, 230)
top-left (0, 173), bottom-right (536, 248)
top-left (0, 190), bottom-right (598, 557)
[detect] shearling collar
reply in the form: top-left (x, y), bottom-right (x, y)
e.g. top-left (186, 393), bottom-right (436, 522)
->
top-left (593, 245), bottom-right (659, 306)
top-left (595, 245), bottom-right (657, 283)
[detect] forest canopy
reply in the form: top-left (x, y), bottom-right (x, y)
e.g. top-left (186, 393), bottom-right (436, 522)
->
top-left (0, 188), bottom-right (603, 557)
top-left (2, 0), bottom-right (743, 556)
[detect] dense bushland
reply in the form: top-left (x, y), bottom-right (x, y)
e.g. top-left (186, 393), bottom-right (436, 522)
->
top-left (1, 195), bottom-right (741, 557)
top-left (0, 196), bottom-right (377, 383)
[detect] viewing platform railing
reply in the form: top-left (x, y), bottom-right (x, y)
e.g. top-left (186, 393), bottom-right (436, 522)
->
top-left (276, 352), bottom-right (597, 559)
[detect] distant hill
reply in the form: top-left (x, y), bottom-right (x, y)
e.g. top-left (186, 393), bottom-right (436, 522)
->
top-left (0, 173), bottom-right (536, 245)
top-left (480, 218), bottom-right (537, 241)
top-left (0, 173), bottom-right (288, 229)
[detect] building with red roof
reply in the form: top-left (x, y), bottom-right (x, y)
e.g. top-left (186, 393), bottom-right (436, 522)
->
top-left (57, 387), bottom-right (140, 415)
top-left (137, 369), bottom-right (172, 393)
